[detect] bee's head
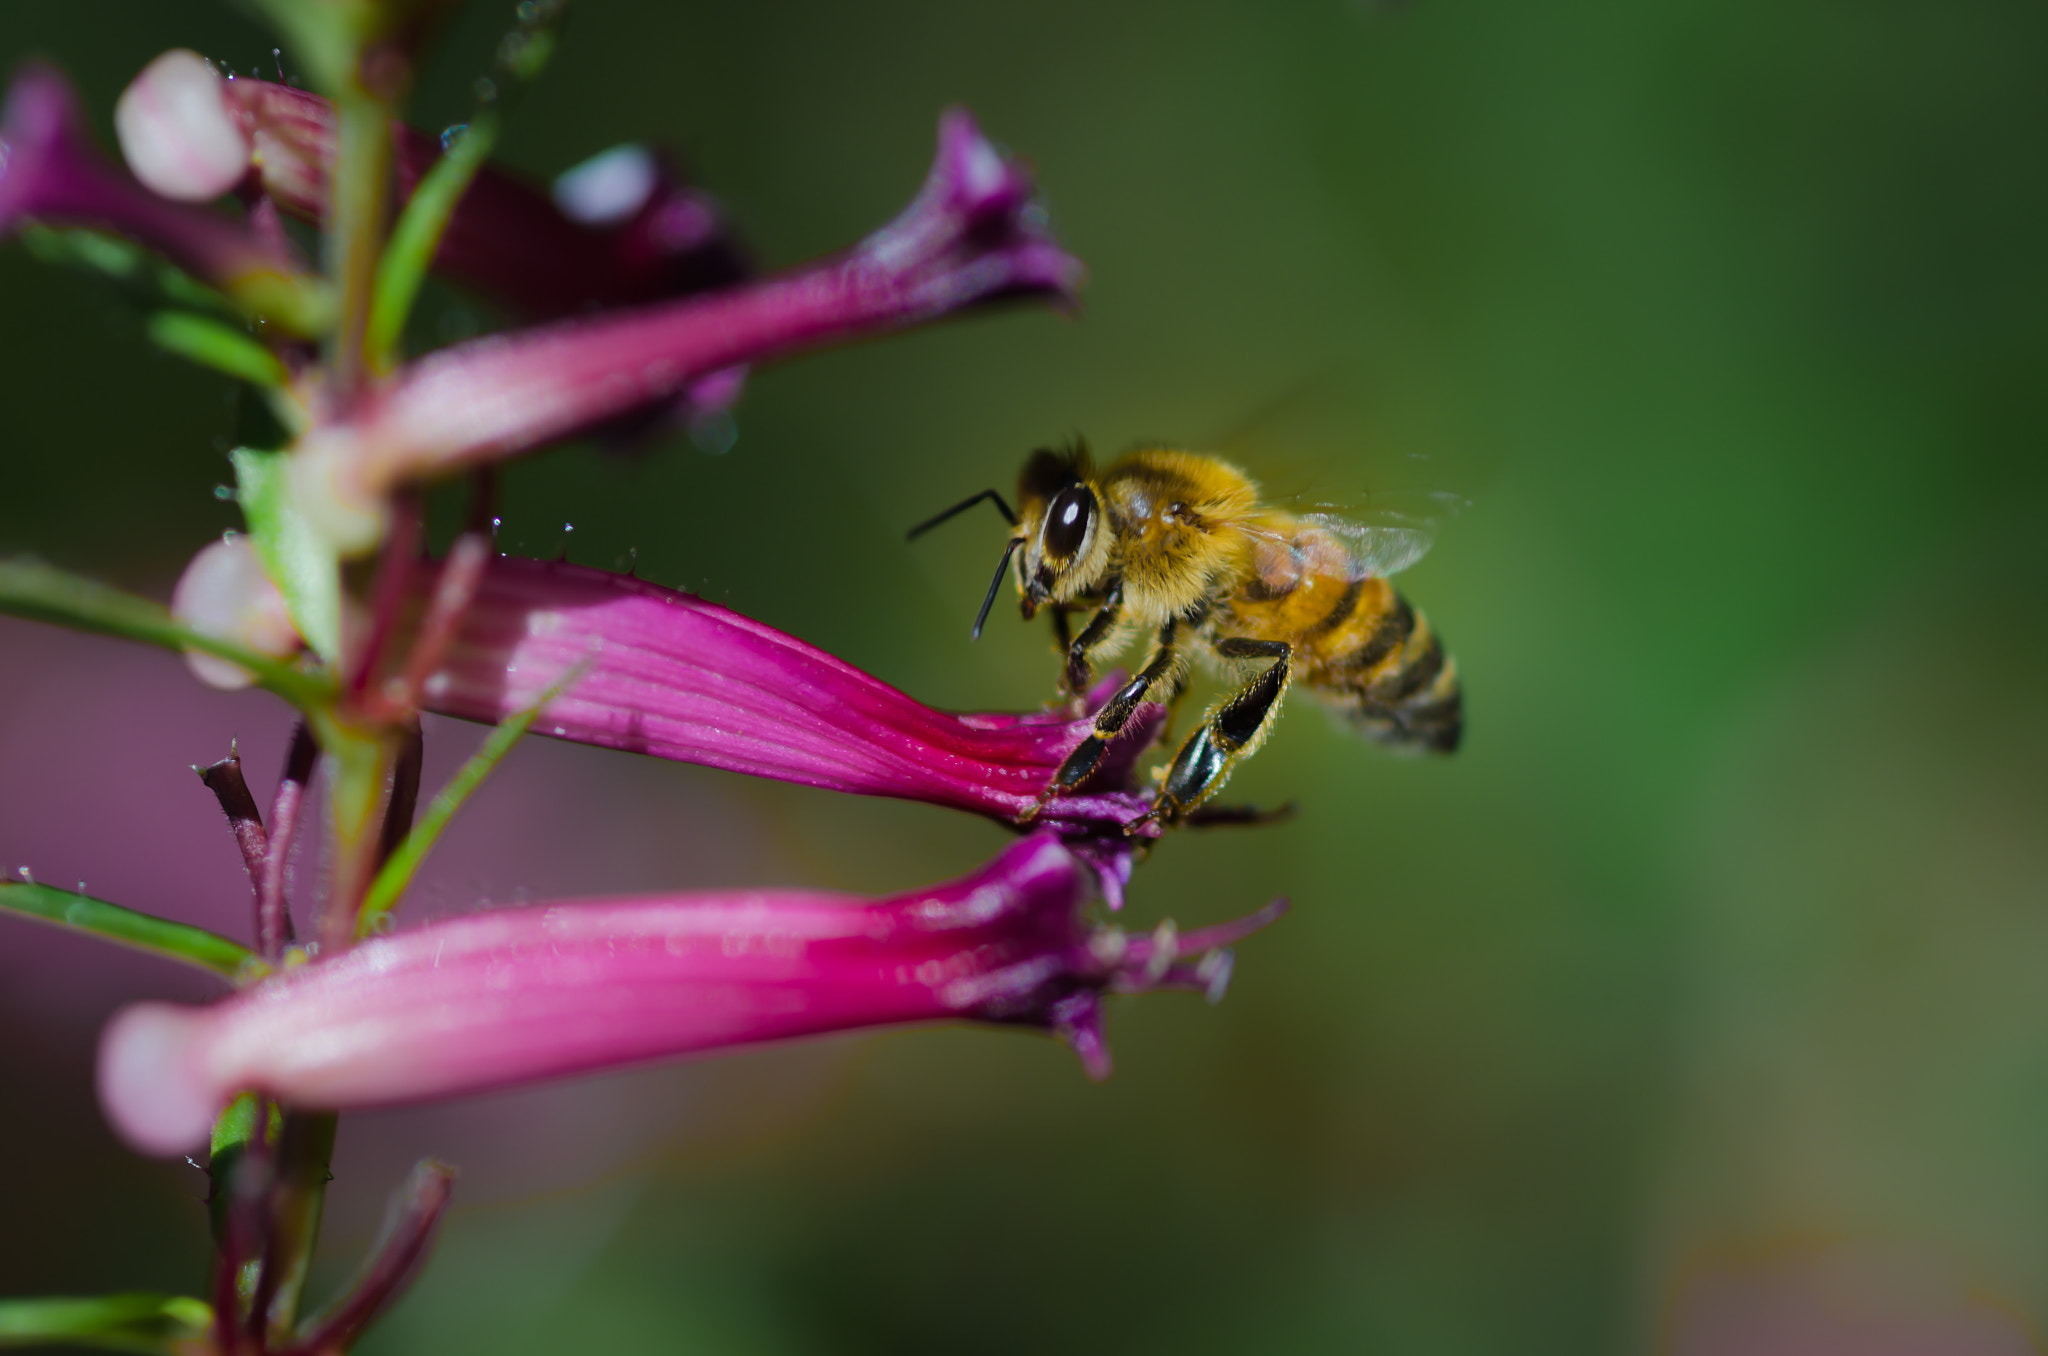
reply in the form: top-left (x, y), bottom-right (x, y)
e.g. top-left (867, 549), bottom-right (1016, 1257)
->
top-left (1014, 443), bottom-right (1111, 618)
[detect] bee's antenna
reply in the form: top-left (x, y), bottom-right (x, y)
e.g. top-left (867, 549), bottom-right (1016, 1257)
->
top-left (972, 538), bottom-right (1023, 640)
top-left (908, 489), bottom-right (1018, 540)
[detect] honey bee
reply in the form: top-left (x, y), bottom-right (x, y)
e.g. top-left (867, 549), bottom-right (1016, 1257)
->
top-left (911, 441), bottom-right (1462, 830)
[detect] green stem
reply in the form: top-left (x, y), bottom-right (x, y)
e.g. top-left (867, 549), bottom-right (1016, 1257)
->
top-left (309, 712), bottom-right (400, 952)
top-left (0, 558), bottom-right (331, 710)
top-left (328, 90), bottom-right (394, 397)
top-left (260, 1113), bottom-right (339, 1347)
top-left (0, 881), bottom-right (261, 982)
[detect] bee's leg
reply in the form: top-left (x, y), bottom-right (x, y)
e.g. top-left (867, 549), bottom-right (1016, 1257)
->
top-left (1060, 580), bottom-right (1125, 696)
top-left (1128, 638), bottom-right (1291, 834)
top-left (1050, 606), bottom-right (1074, 659)
top-left (1020, 615), bottom-right (1179, 821)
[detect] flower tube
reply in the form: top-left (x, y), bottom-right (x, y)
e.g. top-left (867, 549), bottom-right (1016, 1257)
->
top-left (0, 64), bottom-right (330, 333)
top-left (291, 108), bottom-right (1081, 552)
top-left (98, 833), bottom-right (1287, 1155)
top-left (220, 77), bottom-right (750, 320)
top-left (408, 554), bottom-right (1161, 840)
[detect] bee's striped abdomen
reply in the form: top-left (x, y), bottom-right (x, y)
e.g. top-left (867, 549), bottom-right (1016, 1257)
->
top-left (1305, 579), bottom-right (1463, 754)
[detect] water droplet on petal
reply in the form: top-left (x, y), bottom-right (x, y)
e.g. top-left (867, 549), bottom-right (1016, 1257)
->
top-left (440, 123), bottom-right (470, 152)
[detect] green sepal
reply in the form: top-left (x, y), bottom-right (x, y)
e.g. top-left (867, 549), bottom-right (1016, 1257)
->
top-left (0, 558), bottom-right (328, 708)
top-left (233, 448), bottom-right (342, 663)
top-left (146, 312), bottom-right (289, 388)
top-left (367, 112), bottom-right (499, 370)
top-left (0, 1293), bottom-right (211, 1352)
top-left (0, 880), bottom-right (263, 982)
top-left (356, 673), bottom-right (568, 937)
top-left (224, 270), bottom-right (338, 339)
top-left (20, 225), bottom-right (237, 316)
top-left (19, 224), bottom-right (334, 337)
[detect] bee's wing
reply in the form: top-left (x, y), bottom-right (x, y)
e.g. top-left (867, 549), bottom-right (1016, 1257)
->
top-left (1297, 497), bottom-right (1461, 579)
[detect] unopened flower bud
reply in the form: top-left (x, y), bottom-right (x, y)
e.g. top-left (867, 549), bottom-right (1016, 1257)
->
top-left (114, 50), bottom-right (251, 202)
top-left (170, 535), bottom-right (302, 689)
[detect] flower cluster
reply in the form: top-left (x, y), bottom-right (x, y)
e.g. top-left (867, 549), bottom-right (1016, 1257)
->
top-left (0, 8), bottom-right (1284, 1352)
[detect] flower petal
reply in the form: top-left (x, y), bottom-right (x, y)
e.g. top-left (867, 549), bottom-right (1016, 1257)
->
top-left (96, 834), bottom-right (1283, 1154)
top-left (413, 555), bottom-right (1159, 837)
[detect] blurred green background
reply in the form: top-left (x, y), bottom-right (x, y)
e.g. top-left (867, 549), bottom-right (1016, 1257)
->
top-left (3, 0), bottom-right (2046, 1351)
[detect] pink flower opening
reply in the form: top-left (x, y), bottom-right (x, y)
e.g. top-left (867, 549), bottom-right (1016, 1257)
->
top-left (98, 833), bottom-right (1287, 1155)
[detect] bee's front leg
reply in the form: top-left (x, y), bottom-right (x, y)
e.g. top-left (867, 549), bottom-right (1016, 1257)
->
top-left (1058, 579), bottom-right (1124, 697)
top-left (1127, 638), bottom-right (1292, 834)
top-left (1020, 613), bottom-right (1177, 823)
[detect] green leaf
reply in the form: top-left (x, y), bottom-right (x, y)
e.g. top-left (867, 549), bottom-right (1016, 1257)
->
top-left (0, 1293), bottom-right (211, 1353)
top-left (20, 225), bottom-right (233, 314)
top-left (356, 667), bottom-right (580, 937)
top-left (0, 880), bottom-right (262, 981)
top-left (368, 112), bottom-right (500, 370)
top-left (19, 224), bottom-right (334, 337)
top-left (233, 448), bottom-right (342, 663)
top-left (19, 224), bottom-right (147, 281)
top-left (146, 312), bottom-right (289, 388)
top-left (0, 558), bottom-right (328, 708)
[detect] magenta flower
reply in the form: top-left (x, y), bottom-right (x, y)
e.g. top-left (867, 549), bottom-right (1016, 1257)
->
top-left (292, 108), bottom-right (1081, 551)
top-left (99, 833), bottom-right (1285, 1155)
top-left (221, 76), bottom-right (750, 320)
top-left (0, 64), bottom-right (328, 332)
top-left (410, 554), bottom-right (1162, 844)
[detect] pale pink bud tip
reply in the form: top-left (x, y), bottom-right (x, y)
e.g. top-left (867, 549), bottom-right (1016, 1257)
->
top-left (98, 1001), bottom-right (217, 1156)
top-left (171, 534), bottom-right (303, 689)
top-left (114, 50), bottom-right (250, 202)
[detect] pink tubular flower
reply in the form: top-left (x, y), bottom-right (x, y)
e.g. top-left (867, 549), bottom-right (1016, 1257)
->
top-left (290, 108), bottom-right (1081, 552)
top-left (98, 833), bottom-right (1287, 1155)
top-left (410, 554), bottom-right (1161, 843)
top-left (220, 77), bottom-right (750, 320)
top-left (0, 64), bottom-right (327, 332)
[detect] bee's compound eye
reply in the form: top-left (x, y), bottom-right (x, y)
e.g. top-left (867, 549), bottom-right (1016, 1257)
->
top-left (1043, 484), bottom-right (1095, 558)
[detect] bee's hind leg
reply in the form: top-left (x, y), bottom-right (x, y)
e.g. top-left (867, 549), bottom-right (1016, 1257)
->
top-left (1020, 615), bottom-right (1181, 822)
top-left (1126, 638), bottom-right (1291, 835)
